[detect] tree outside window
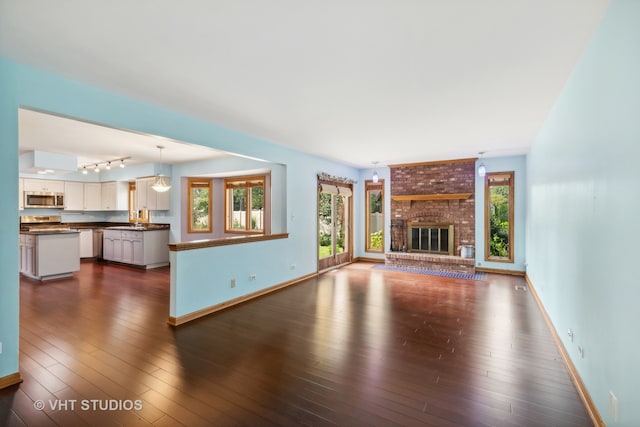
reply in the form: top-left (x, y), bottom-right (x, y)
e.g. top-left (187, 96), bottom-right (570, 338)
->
top-left (225, 176), bottom-right (265, 233)
top-left (365, 180), bottom-right (384, 252)
top-left (485, 172), bottom-right (514, 262)
top-left (188, 178), bottom-right (212, 233)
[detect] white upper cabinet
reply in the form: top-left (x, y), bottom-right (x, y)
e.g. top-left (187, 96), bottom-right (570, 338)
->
top-left (136, 177), bottom-right (170, 211)
top-left (83, 183), bottom-right (102, 211)
top-left (23, 178), bottom-right (65, 193)
top-left (64, 181), bottom-right (85, 210)
top-left (101, 181), bottom-right (129, 211)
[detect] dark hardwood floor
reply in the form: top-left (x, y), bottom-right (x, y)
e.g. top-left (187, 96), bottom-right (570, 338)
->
top-left (1, 261), bottom-right (591, 426)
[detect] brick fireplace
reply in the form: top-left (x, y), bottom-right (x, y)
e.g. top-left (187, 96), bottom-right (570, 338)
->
top-left (386, 159), bottom-right (476, 274)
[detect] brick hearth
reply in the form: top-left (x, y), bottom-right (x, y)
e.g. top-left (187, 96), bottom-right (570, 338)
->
top-left (385, 252), bottom-right (475, 275)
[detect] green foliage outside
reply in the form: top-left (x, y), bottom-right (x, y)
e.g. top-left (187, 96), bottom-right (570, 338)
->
top-left (369, 230), bottom-right (383, 249)
top-left (191, 188), bottom-right (209, 229)
top-left (318, 192), bottom-right (346, 258)
top-left (369, 190), bottom-right (382, 213)
top-left (489, 186), bottom-right (510, 257)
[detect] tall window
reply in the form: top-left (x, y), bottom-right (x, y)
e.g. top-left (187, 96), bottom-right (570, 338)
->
top-left (365, 180), bottom-right (384, 253)
top-left (225, 176), bottom-right (265, 233)
top-left (188, 178), bottom-right (212, 233)
top-left (485, 171), bottom-right (514, 262)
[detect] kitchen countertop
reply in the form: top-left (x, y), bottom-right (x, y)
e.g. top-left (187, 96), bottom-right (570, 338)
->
top-left (64, 222), bottom-right (170, 230)
top-left (20, 230), bottom-right (80, 235)
top-left (105, 225), bottom-right (168, 231)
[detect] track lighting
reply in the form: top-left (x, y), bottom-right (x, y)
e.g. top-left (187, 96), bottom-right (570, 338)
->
top-left (79, 157), bottom-right (129, 174)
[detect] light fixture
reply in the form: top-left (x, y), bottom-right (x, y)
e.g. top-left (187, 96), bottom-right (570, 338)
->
top-left (79, 157), bottom-right (130, 174)
top-left (372, 161), bottom-right (379, 183)
top-left (477, 152), bottom-right (486, 177)
top-left (151, 145), bottom-right (171, 192)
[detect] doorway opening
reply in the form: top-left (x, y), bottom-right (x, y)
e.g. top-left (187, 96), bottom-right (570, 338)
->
top-left (318, 180), bottom-right (352, 271)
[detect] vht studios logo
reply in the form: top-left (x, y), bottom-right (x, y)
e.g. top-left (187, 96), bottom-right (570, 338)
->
top-left (34, 399), bottom-right (143, 411)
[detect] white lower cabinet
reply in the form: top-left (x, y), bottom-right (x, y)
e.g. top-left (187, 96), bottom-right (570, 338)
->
top-left (78, 229), bottom-right (94, 258)
top-left (19, 232), bottom-right (80, 280)
top-left (19, 234), bottom-right (36, 276)
top-left (103, 229), bottom-right (169, 268)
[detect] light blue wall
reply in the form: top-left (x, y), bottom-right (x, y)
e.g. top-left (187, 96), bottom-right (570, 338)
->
top-left (526, 1), bottom-right (639, 425)
top-left (355, 167), bottom-right (390, 259)
top-left (474, 155), bottom-right (527, 272)
top-left (0, 58), bottom-right (359, 379)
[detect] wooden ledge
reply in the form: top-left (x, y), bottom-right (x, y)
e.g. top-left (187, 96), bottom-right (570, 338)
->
top-left (169, 233), bottom-right (288, 252)
top-left (391, 193), bottom-right (472, 202)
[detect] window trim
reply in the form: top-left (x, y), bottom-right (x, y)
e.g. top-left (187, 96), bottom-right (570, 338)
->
top-left (365, 179), bottom-right (384, 253)
top-left (187, 178), bottom-right (212, 233)
top-left (224, 175), bottom-right (266, 234)
top-left (484, 171), bottom-right (514, 263)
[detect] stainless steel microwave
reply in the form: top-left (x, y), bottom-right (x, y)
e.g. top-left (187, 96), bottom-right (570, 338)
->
top-left (24, 192), bottom-right (65, 209)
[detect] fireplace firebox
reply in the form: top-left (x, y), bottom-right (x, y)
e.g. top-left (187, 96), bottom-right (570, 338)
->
top-left (407, 223), bottom-right (454, 255)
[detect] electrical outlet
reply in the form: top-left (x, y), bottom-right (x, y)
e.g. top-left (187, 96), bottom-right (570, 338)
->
top-left (567, 329), bottom-right (574, 342)
top-left (230, 279), bottom-right (236, 288)
top-left (609, 391), bottom-right (618, 422)
top-left (577, 345), bottom-right (585, 358)
top-left (250, 274), bottom-right (257, 281)
top-left (290, 264), bottom-right (296, 270)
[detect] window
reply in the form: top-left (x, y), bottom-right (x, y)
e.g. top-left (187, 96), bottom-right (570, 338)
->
top-left (128, 181), bottom-right (137, 223)
top-left (365, 180), bottom-right (384, 252)
top-left (225, 176), bottom-right (265, 233)
top-left (188, 178), bottom-right (212, 233)
top-left (485, 171), bottom-right (514, 262)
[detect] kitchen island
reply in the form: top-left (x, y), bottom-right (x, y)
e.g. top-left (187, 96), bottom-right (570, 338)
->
top-left (19, 230), bottom-right (80, 281)
top-left (103, 226), bottom-right (169, 269)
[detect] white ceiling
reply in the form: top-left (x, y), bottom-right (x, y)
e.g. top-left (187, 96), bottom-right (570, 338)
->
top-left (18, 108), bottom-right (228, 169)
top-left (1, 1), bottom-right (611, 168)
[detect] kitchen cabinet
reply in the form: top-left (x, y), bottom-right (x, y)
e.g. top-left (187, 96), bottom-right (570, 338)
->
top-left (136, 177), bottom-right (170, 211)
top-left (121, 231), bottom-right (144, 265)
top-left (78, 229), bottom-right (94, 258)
top-left (64, 181), bottom-right (85, 210)
top-left (19, 231), bottom-right (80, 280)
top-left (103, 228), bottom-right (169, 268)
top-left (19, 234), bottom-right (35, 275)
top-left (84, 183), bottom-right (102, 210)
top-left (103, 229), bottom-right (122, 262)
top-left (101, 181), bottom-right (128, 211)
top-left (23, 178), bottom-right (65, 193)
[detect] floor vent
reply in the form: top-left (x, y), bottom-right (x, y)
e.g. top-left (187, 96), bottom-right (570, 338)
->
top-left (514, 284), bottom-right (527, 291)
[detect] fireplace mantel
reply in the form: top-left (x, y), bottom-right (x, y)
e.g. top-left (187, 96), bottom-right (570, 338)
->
top-left (391, 193), bottom-right (472, 202)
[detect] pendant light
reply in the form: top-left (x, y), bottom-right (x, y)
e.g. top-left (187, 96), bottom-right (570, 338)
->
top-left (151, 145), bottom-right (171, 192)
top-left (372, 161), bottom-right (379, 183)
top-left (477, 152), bottom-right (486, 177)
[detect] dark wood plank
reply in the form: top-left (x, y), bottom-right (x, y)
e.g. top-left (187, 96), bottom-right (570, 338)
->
top-left (0, 261), bottom-right (593, 426)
